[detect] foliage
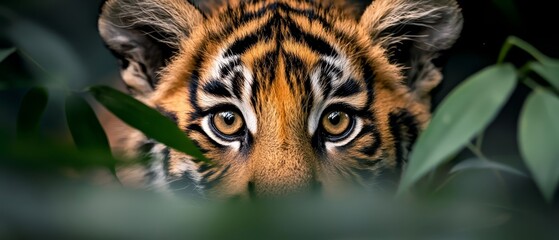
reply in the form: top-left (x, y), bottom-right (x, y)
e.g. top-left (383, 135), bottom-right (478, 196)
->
top-left (89, 86), bottom-right (210, 164)
top-left (1, 17), bottom-right (559, 239)
top-left (398, 37), bottom-right (559, 203)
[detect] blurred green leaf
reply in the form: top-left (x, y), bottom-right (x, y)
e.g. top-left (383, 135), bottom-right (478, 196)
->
top-left (65, 93), bottom-right (116, 175)
top-left (0, 47), bottom-right (16, 62)
top-left (519, 89), bottom-right (559, 202)
top-left (89, 86), bottom-right (210, 164)
top-left (450, 158), bottom-right (527, 178)
top-left (530, 60), bottom-right (559, 91)
top-left (398, 64), bottom-right (517, 195)
top-left (0, 139), bottom-right (119, 170)
top-left (65, 94), bottom-right (110, 152)
top-left (16, 87), bottom-right (48, 137)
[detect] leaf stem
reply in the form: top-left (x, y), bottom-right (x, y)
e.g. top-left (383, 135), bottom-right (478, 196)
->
top-left (517, 63), bottom-right (559, 96)
top-left (475, 132), bottom-right (485, 150)
top-left (466, 143), bottom-right (508, 188)
top-left (433, 173), bottom-right (458, 193)
top-left (498, 36), bottom-right (550, 64)
top-left (521, 77), bottom-right (540, 91)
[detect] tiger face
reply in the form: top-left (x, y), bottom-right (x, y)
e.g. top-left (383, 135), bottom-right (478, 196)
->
top-left (99, 0), bottom-right (462, 198)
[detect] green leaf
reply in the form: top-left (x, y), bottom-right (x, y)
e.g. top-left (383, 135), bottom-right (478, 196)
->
top-left (65, 94), bottom-right (111, 152)
top-left (0, 139), bottom-right (119, 170)
top-left (89, 86), bottom-right (210, 164)
top-left (450, 158), bottom-right (527, 178)
top-left (65, 94), bottom-right (116, 175)
top-left (519, 89), bottom-right (559, 202)
top-left (398, 64), bottom-right (517, 195)
top-left (0, 48), bottom-right (16, 62)
top-left (16, 87), bottom-right (49, 137)
top-left (530, 60), bottom-right (559, 91)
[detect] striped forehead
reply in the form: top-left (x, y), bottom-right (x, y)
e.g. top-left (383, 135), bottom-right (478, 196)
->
top-left (195, 0), bottom-right (369, 134)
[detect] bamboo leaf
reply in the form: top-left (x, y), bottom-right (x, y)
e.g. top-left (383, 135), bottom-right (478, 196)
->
top-left (398, 64), bottom-right (517, 195)
top-left (88, 86), bottom-right (210, 164)
top-left (519, 89), bottom-right (559, 202)
top-left (65, 93), bottom-right (116, 175)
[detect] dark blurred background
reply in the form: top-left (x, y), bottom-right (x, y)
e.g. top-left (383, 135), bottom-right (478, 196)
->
top-left (0, 0), bottom-right (557, 191)
top-left (0, 1), bottom-right (558, 238)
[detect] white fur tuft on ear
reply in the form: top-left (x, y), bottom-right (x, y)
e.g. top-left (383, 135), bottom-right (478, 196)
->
top-left (100, 0), bottom-right (203, 48)
top-left (360, 0), bottom-right (462, 52)
top-left (98, 0), bottom-right (204, 97)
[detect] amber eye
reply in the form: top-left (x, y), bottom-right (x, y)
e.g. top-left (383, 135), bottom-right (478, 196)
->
top-left (212, 111), bottom-right (244, 136)
top-left (321, 111), bottom-right (352, 137)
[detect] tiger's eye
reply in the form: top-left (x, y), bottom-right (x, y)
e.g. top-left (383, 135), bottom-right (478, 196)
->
top-left (213, 111), bottom-right (244, 135)
top-left (321, 111), bottom-right (351, 136)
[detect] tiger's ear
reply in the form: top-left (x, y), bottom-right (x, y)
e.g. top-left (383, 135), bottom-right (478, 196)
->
top-left (359, 0), bottom-right (463, 103)
top-left (99, 0), bottom-right (203, 97)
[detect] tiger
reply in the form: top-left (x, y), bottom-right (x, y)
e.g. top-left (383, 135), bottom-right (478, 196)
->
top-left (98, 0), bottom-right (463, 199)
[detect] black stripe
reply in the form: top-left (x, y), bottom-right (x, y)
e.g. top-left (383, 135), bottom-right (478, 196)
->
top-left (237, 1), bottom-right (356, 53)
top-left (259, 51), bottom-right (279, 83)
top-left (337, 124), bottom-right (376, 151)
top-left (190, 139), bottom-right (209, 155)
top-left (332, 79), bottom-right (362, 97)
top-left (200, 165), bottom-right (231, 190)
top-left (303, 75), bottom-right (314, 113)
top-left (224, 12), bottom-right (277, 57)
top-left (250, 78), bottom-right (260, 108)
top-left (318, 73), bottom-right (332, 97)
top-left (241, 2), bottom-right (316, 23)
top-left (230, 71), bottom-right (244, 99)
top-left (138, 140), bottom-right (155, 156)
top-left (207, 0), bottom-right (355, 62)
top-left (360, 56), bottom-right (376, 113)
top-left (277, 2), bottom-right (316, 20)
top-left (188, 43), bottom-right (206, 121)
top-left (389, 110), bottom-right (420, 168)
top-left (203, 80), bottom-right (232, 98)
top-left (360, 131), bottom-right (382, 157)
top-left (361, 56), bottom-right (376, 85)
top-left (161, 147), bottom-right (171, 177)
top-left (186, 124), bottom-right (225, 152)
top-left (351, 124), bottom-right (382, 158)
top-left (240, 2), bottom-right (278, 22)
top-left (304, 32), bottom-right (337, 56)
top-left (356, 157), bottom-right (382, 168)
top-left (198, 162), bottom-right (212, 173)
top-left (282, 51), bottom-right (305, 91)
top-left (226, 33), bottom-right (260, 56)
top-left (285, 16), bottom-right (338, 57)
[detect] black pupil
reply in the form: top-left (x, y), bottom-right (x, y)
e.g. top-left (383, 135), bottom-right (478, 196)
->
top-left (221, 112), bottom-right (236, 125)
top-left (328, 112), bottom-right (341, 125)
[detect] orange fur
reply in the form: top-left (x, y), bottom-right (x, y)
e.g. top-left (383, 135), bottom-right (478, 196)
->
top-left (99, 0), bottom-right (462, 198)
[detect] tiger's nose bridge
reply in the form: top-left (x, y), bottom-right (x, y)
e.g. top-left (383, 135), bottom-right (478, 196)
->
top-left (248, 132), bottom-right (317, 196)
